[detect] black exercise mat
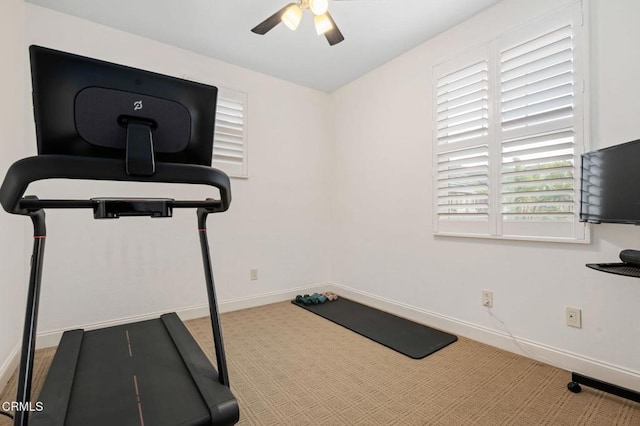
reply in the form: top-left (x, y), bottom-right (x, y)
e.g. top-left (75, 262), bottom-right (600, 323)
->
top-left (292, 297), bottom-right (457, 359)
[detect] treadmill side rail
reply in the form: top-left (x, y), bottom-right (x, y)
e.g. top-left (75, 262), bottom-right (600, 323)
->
top-left (29, 330), bottom-right (84, 426)
top-left (162, 313), bottom-right (239, 424)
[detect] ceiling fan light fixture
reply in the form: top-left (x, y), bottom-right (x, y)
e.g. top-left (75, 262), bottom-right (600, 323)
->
top-left (282, 4), bottom-right (303, 31)
top-left (314, 13), bottom-right (333, 35)
top-left (309, 0), bottom-right (329, 16)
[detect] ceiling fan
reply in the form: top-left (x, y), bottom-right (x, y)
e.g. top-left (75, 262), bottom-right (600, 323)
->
top-left (251, 0), bottom-right (345, 46)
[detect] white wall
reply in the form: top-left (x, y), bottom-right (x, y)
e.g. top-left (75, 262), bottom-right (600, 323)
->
top-left (331, 0), bottom-right (640, 390)
top-left (5, 0), bottom-right (640, 395)
top-left (0, 0), bottom-right (27, 386)
top-left (19, 5), bottom-right (332, 334)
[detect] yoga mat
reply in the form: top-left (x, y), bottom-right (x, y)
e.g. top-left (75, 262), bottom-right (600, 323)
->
top-left (292, 297), bottom-right (457, 359)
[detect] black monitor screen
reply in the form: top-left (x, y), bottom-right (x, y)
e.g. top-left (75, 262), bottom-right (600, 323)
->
top-left (581, 138), bottom-right (640, 224)
top-left (29, 45), bottom-right (217, 166)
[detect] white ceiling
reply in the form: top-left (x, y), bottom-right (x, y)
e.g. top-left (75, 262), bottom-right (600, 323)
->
top-left (25, 0), bottom-right (501, 93)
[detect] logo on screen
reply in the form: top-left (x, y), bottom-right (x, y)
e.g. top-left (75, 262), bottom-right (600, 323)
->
top-left (133, 100), bottom-right (143, 111)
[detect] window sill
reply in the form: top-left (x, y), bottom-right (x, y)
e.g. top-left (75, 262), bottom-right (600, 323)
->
top-left (433, 231), bottom-right (591, 245)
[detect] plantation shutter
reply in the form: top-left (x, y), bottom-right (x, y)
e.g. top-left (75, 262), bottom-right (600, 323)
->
top-left (432, 2), bottom-right (587, 242)
top-left (498, 5), bottom-right (585, 239)
top-left (434, 51), bottom-right (491, 235)
top-left (213, 88), bottom-right (247, 177)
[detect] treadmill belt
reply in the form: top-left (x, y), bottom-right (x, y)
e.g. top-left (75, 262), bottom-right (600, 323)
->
top-left (293, 298), bottom-right (457, 359)
top-left (66, 319), bottom-right (209, 425)
top-left (31, 314), bottom-right (238, 426)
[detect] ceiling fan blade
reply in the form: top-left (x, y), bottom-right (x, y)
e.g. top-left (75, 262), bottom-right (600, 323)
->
top-left (251, 3), bottom-right (295, 35)
top-left (324, 12), bottom-right (344, 46)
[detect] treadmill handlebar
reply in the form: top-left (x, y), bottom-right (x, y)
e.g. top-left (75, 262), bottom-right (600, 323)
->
top-left (0, 155), bottom-right (231, 215)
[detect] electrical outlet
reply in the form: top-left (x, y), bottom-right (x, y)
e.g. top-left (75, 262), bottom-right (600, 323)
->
top-left (250, 268), bottom-right (258, 280)
top-left (566, 307), bottom-right (582, 328)
top-left (482, 290), bottom-right (493, 308)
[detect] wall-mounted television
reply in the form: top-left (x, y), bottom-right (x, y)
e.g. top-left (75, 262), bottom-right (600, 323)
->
top-left (580, 138), bottom-right (640, 224)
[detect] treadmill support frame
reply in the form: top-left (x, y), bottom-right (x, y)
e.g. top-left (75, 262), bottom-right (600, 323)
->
top-left (13, 201), bottom-right (232, 425)
top-left (198, 207), bottom-right (230, 387)
top-left (14, 206), bottom-right (46, 426)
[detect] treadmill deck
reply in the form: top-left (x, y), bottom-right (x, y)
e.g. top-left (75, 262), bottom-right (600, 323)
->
top-left (31, 313), bottom-right (238, 426)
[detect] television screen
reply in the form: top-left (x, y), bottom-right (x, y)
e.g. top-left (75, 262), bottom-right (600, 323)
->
top-left (29, 45), bottom-right (217, 168)
top-left (580, 138), bottom-right (640, 224)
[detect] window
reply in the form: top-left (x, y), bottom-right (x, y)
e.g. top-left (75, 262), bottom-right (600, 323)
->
top-left (213, 87), bottom-right (248, 178)
top-left (433, 2), bottom-right (588, 242)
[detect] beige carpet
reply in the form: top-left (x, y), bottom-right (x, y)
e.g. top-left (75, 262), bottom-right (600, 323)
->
top-left (1, 301), bottom-right (639, 425)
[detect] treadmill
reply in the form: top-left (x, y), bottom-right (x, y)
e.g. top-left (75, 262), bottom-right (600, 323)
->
top-left (0, 46), bottom-right (240, 425)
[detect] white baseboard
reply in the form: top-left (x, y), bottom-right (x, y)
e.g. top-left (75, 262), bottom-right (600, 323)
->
top-left (327, 282), bottom-right (640, 393)
top-left (8, 281), bottom-right (638, 396)
top-left (173, 283), bottom-right (331, 321)
top-left (35, 282), bottom-right (330, 349)
top-left (0, 343), bottom-right (20, 392)
top-left (2, 284), bottom-right (329, 395)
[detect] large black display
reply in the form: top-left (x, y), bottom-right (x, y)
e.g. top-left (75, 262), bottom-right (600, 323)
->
top-left (29, 45), bottom-right (217, 171)
top-left (580, 138), bottom-right (640, 224)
